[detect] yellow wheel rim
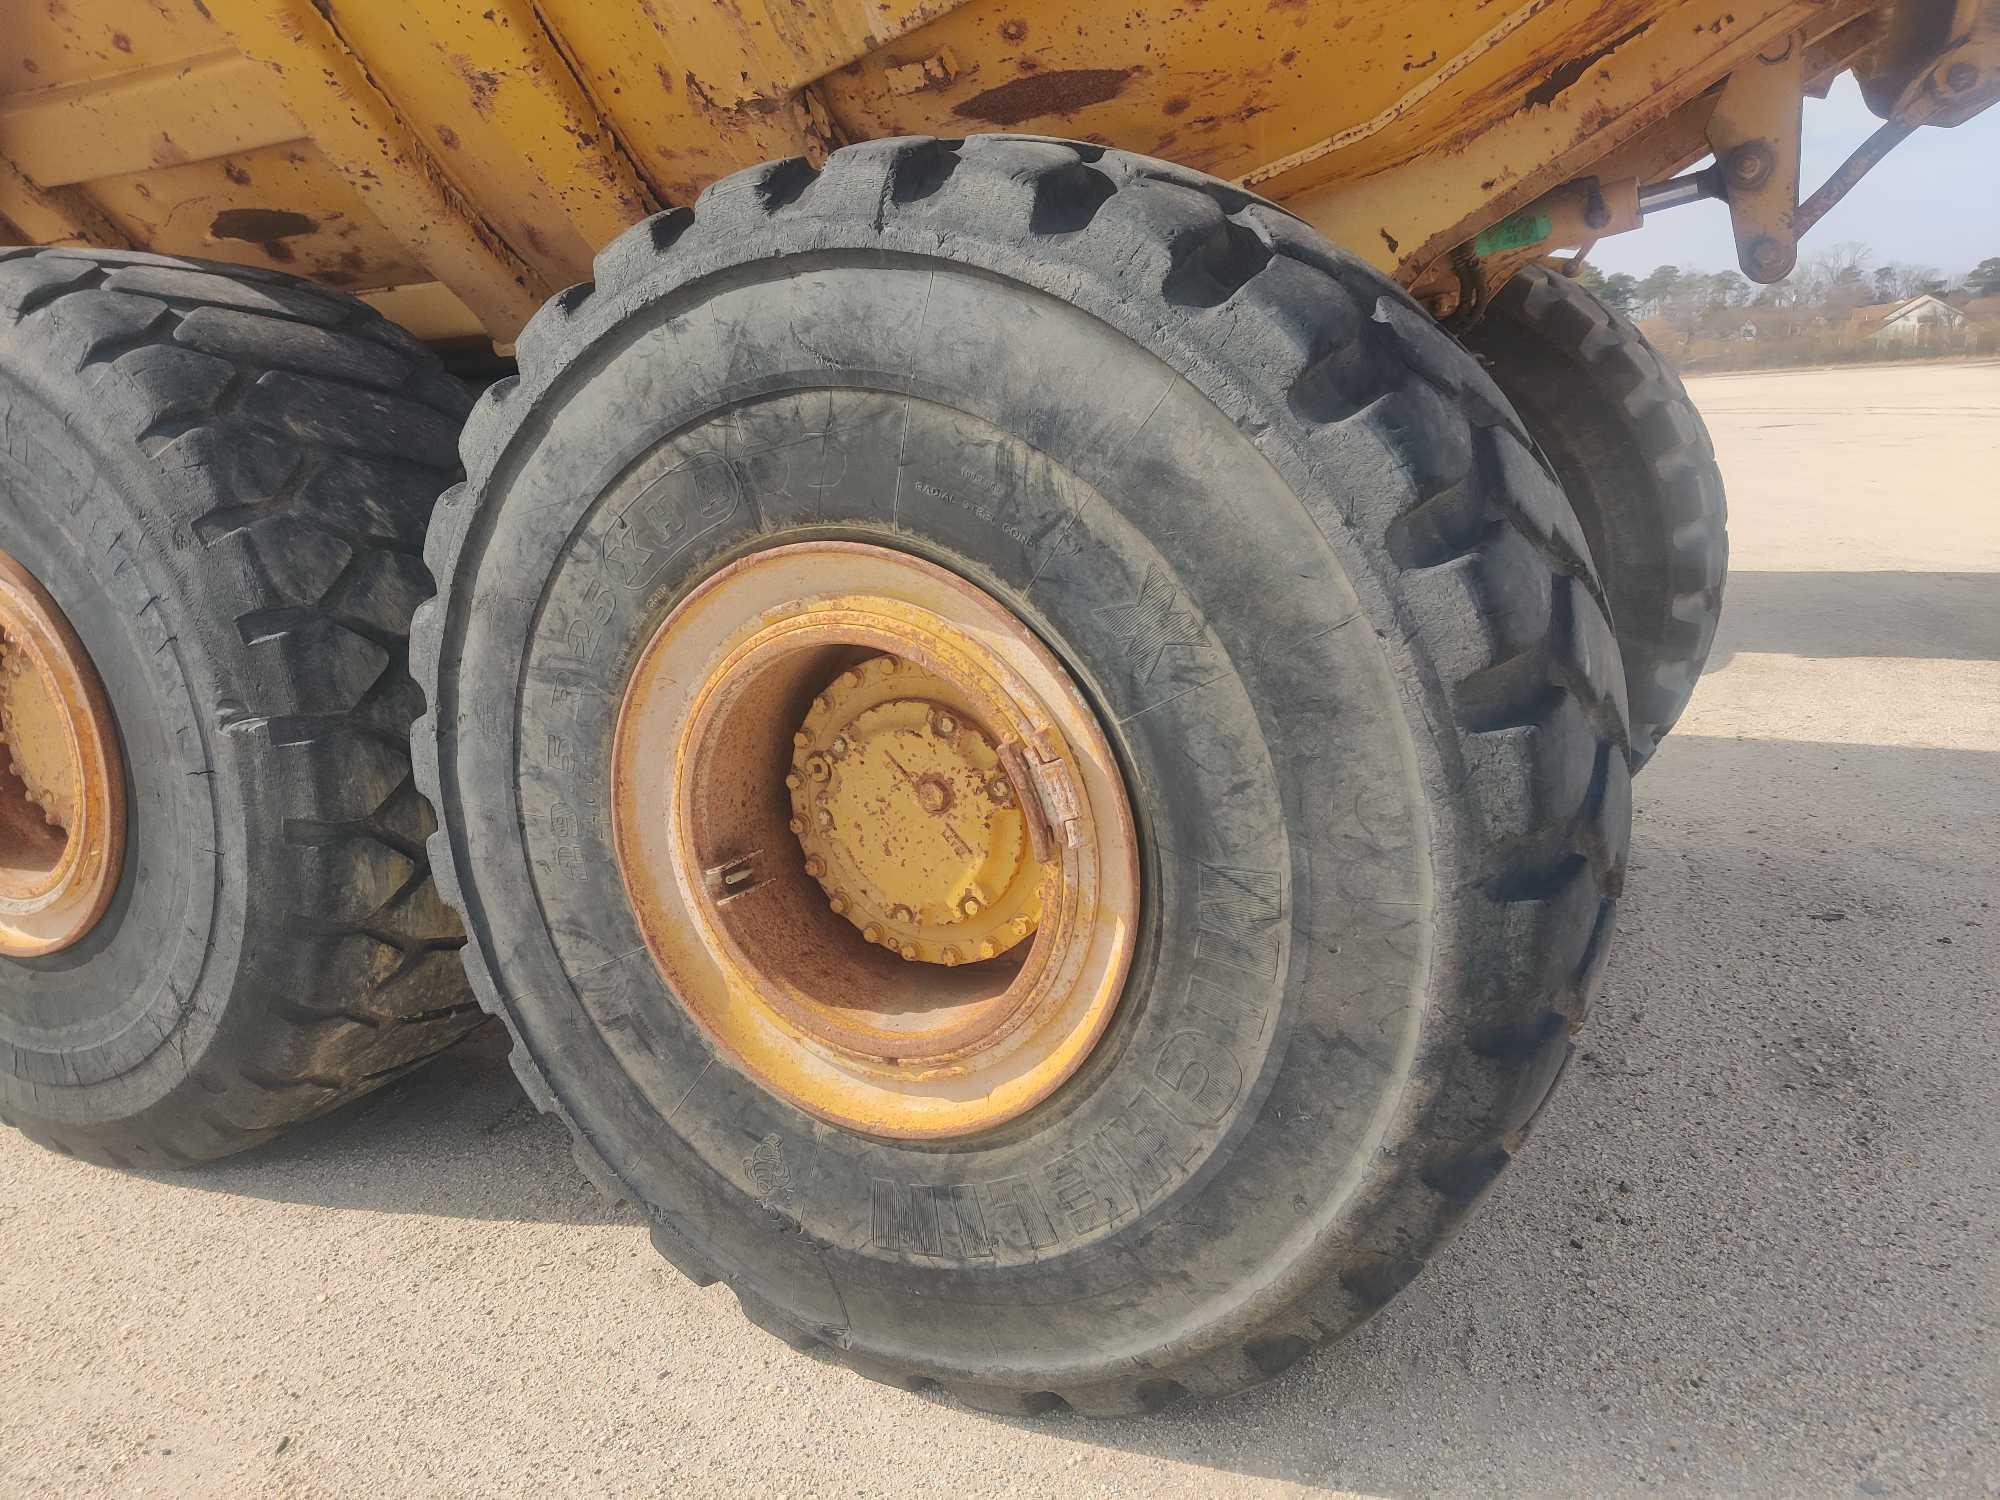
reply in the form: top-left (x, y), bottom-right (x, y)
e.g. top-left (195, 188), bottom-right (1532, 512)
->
top-left (0, 551), bottom-right (125, 958)
top-left (611, 542), bottom-right (1139, 1139)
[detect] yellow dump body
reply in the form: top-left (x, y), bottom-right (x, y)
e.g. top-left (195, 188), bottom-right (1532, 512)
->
top-left (0, 1), bottom-right (1987, 346)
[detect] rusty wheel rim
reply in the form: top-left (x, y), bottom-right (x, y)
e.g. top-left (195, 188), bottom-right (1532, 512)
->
top-left (611, 543), bottom-right (1139, 1140)
top-left (0, 551), bottom-right (125, 958)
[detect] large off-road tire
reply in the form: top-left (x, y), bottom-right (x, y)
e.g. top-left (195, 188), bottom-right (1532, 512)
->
top-left (414, 137), bottom-right (1631, 1414)
top-left (1465, 265), bottom-right (1728, 768)
top-left (0, 248), bottom-right (481, 1166)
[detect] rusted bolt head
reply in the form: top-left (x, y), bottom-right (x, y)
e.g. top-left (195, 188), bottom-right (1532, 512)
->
top-left (816, 806), bottom-right (833, 828)
top-left (1746, 236), bottom-right (1794, 280)
top-left (804, 855), bottom-right (826, 879)
top-left (792, 730), bottom-right (810, 748)
top-left (830, 736), bottom-right (850, 758)
top-left (828, 894), bottom-right (848, 915)
top-left (899, 943), bottom-right (920, 961)
top-left (784, 772), bottom-right (802, 791)
top-left (862, 923), bottom-right (883, 945)
top-left (788, 817), bottom-right (805, 835)
top-left (1945, 61), bottom-right (1979, 93)
top-left (987, 776), bottom-right (1013, 805)
top-left (960, 894), bottom-right (982, 917)
top-left (1726, 142), bottom-right (1775, 190)
top-left (932, 712), bottom-right (957, 737)
top-left (805, 753), bottom-right (832, 781)
top-left (941, 946), bottom-right (962, 966)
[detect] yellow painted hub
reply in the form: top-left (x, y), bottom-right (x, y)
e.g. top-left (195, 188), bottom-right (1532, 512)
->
top-left (791, 655), bottom-right (1041, 967)
top-left (610, 542), bottom-right (1139, 1140)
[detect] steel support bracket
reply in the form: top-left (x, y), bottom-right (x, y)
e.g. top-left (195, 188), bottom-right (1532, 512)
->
top-left (1707, 34), bottom-right (1806, 283)
top-left (1890, 0), bottom-right (2000, 128)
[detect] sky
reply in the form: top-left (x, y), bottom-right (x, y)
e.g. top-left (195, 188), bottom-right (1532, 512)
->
top-left (1589, 73), bottom-right (2000, 281)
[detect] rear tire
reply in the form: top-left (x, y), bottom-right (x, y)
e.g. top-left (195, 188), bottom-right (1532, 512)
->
top-left (414, 137), bottom-right (1632, 1412)
top-left (1465, 265), bottom-right (1728, 768)
top-left (0, 249), bottom-right (480, 1166)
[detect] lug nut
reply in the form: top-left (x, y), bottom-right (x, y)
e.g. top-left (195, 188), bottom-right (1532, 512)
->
top-left (941, 946), bottom-right (962, 966)
top-left (960, 895), bottom-right (982, 917)
top-left (932, 712), bottom-right (957, 737)
top-left (862, 923), bottom-right (883, 945)
top-left (785, 772), bottom-right (802, 791)
top-left (804, 856), bottom-right (826, 878)
top-left (792, 731), bottom-right (810, 748)
top-left (788, 817), bottom-right (805, 835)
top-left (816, 807), bottom-right (834, 828)
top-left (829, 894), bottom-right (848, 915)
top-left (805, 753), bottom-right (832, 781)
top-left (988, 776), bottom-right (1013, 805)
top-left (831, 736), bottom-right (850, 758)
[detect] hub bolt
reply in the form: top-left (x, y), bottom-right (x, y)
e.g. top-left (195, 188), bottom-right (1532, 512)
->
top-left (932, 712), bottom-right (957, 737)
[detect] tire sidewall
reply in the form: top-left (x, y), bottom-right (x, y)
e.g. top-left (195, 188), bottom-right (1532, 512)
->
top-left (438, 252), bottom-right (1439, 1375)
top-left (0, 375), bottom-right (234, 1116)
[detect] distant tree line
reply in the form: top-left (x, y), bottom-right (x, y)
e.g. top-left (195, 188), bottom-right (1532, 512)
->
top-left (1575, 247), bottom-right (2000, 322)
top-left (1566, 247), bottom-right (2000, 370)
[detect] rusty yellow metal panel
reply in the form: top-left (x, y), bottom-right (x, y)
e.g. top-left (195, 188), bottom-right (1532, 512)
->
top-left (0, 0), bottom-right (1983, 344)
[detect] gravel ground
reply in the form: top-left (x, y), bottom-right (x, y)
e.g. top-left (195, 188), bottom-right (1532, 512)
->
top-left (2, 360), bottom-right (1995, 1499)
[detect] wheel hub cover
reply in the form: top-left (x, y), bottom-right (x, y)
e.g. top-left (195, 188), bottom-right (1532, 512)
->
top-left (791, 655), bottom-right (1041, 966)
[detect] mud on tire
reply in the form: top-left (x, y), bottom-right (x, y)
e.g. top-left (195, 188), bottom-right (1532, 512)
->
top-left (413, 137), bottom-right (1632, 1414)
top-left (0, 249), bottom-right (481, 1166)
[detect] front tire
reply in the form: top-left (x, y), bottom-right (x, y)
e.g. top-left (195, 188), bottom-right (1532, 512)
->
top-left (414, 138), bottom-right (1631, 1412)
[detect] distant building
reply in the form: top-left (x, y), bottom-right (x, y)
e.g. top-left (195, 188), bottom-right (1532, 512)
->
top-left (1848, 294), bottom-right (1969, 343)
